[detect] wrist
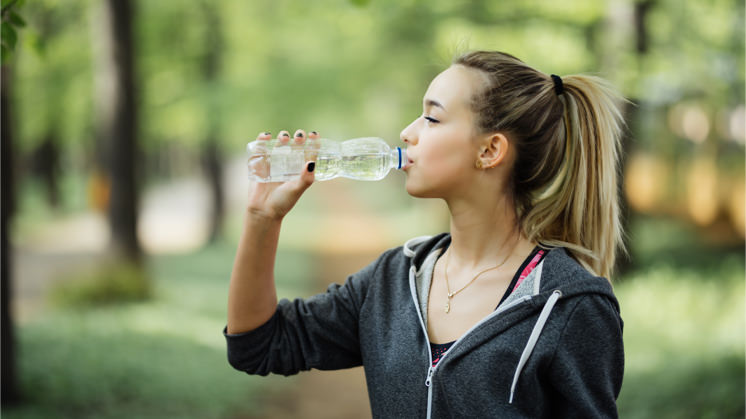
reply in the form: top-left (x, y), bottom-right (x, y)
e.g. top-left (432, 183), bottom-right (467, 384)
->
top-left (245, 207), bottom-right (284, 225)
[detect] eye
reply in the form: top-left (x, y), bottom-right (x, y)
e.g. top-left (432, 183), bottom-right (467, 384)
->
top-left (423, 116), bottom-right (440, 124)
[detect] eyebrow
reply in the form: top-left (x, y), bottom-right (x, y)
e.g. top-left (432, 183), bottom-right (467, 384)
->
top-left (424, 99), bottom-right (446, 111)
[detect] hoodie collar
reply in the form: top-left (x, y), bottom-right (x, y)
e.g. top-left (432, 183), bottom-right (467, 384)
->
top-left (404, 234), bottom-right (617, 305)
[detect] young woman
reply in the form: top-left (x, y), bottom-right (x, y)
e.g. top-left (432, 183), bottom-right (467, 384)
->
top-left (225, 51), bottom-right (626, 418)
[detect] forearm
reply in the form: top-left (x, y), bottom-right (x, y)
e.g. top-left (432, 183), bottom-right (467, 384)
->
top-left (227, 211), bottom-right (282, 334)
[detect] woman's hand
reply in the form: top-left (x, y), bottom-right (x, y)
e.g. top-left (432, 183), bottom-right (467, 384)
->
top-left (246, 129), bottom-right (318, 221)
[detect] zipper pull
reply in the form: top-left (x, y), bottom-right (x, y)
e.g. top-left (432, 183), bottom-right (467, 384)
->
top-left (425, 366), bottom-right (434, 387)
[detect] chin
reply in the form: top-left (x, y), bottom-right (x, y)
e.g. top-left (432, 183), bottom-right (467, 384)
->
top-left (404, 178), bottom-right (423, 197)
top-left (405, 178), bottom-right (439, 199)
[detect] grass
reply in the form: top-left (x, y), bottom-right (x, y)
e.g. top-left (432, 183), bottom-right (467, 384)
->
top-left (49, 261), bottom-right (152, 308)
top-left (5, 240), bottom-right (316, 419)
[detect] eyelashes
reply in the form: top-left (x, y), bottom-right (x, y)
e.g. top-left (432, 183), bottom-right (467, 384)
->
top-left (423, 116), bottom-right (440, 124)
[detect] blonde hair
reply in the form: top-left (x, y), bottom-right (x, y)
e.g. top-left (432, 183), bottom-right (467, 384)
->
top-left (454, 51), bottom-right (626, 279)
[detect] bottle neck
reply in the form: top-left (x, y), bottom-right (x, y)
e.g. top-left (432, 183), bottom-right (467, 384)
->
top-left (390, 147), bottom-right (406, 170)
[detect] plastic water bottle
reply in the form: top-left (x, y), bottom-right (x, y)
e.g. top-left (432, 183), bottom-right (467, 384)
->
top-left (246, 137), bottom-right (408, 182)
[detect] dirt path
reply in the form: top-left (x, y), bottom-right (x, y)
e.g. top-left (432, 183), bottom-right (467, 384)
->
top-left (242, 368), bottom-right (371, 419)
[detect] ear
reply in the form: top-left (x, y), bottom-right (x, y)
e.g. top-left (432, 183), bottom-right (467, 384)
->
top-left (476, 132), bottom-right (510, 169)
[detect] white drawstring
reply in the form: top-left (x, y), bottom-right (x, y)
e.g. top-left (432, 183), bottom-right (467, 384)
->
top-left (509, 289), bottom-right (562, 404)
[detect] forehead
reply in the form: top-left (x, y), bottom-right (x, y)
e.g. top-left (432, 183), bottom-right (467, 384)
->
top-left (423, 65), bottom-right (488, 110)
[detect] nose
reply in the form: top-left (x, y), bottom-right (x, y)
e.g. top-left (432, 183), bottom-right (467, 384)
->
top-left (400, 118), bottom-right (419, 146)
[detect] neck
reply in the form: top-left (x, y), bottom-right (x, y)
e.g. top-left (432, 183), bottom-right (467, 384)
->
top-left (445, 192), bottom-right (530, 269)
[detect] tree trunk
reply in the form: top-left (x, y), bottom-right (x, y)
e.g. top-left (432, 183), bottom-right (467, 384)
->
top-left (93, 0), bottom-right (141, 263)
top-left (201, 3), bottom-right (224, 244)
top-left (1, 63), bottom-right (20, 405)
top-left (634, 0), bottom-right (654, 55)
top-left (31, 131), bottom-right (61, 209)
top-left (204, 139), bottom-right (224, 243)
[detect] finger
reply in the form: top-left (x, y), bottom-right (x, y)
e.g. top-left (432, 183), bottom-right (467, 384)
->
top-left (257, 131), bottom-right (271, 140)
top-left (277, 161), bottom-right (315, 210)
top-left (278, 130), bottom-right (291, 145)
top-left (289, 161), bottom-right (315, 193)
top-left (293, 129), bottom-right (306, 145)
top-left (304, 130), bottom-right (320, 161)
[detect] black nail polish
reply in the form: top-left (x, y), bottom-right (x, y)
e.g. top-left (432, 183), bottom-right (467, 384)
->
top-left (310, 131), bottom-right (318, 135)
top-left (295, 132), bottom-right (303, 138)
top-left (308, 162), bottom-right (315, 173)
top-left (282, 132), bottom-right (290, 137)
top-left (264, 132), bottom-right (271, 135)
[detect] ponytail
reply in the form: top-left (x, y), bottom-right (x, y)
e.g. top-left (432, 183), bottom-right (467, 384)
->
top-left (454, 52), bottom-right (627, 279)
top-left (530, 75), bottom-right (626, 278)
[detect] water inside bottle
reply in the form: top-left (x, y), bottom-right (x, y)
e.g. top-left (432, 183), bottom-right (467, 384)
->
top-left (341, 153), bottom-right (391, 180)
top-left (314, 154), bottom-right (342, 180)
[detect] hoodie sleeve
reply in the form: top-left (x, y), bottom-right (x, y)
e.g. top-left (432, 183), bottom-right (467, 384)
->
top-left (547, 293), bottom-right (625, 418)
top-left (223, 251), bottom-right (385, 376)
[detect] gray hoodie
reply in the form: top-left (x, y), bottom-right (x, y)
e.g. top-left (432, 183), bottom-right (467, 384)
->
top-left (224, 233), bottom-right (624, 418)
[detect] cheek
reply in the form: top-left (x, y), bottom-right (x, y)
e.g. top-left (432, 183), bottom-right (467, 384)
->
top-left (424, 130), bottom-right (474, 169)
top-left (406, 135), bottom-right (473, 196)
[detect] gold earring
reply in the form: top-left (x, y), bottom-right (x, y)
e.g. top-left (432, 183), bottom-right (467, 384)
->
top-left (475, 160), bottom-right (484, 169)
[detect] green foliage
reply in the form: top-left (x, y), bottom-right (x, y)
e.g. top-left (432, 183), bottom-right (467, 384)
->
top-left (49, 261), bottom-right (152, 308)
top-left (615, 217), bottom-right (746, 418)
top-left (349, 0), bottom-right (371, 6)
top-left (1, 0), bottom-right (26, 64)
top-left (8, 0), bottom-right (743, 186)
top-left (619, 354), bottom-right (745, 419)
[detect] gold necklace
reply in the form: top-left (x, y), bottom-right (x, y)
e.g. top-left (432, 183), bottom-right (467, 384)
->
top-left (443, 235), bottom-right (517, 314)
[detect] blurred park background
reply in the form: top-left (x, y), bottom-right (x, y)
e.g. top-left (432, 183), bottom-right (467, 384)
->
top-left (1, 0), bottom-right (744, 418)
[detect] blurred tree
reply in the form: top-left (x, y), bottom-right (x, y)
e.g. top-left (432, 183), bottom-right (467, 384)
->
top-left (24, 4), bottom-right (64, 210)
top-left (1, 59), bottom-right (19, 407)
top-left (1, 0), bottom-right (23, 406)
top-left (92, 0), bottom-right (142, 264)
top-left (200, 1), bottom-right (225, 244)
top-left (29, 130), bottom-right (61, 208)
top-left (6, 0), bottom-right (743, 249)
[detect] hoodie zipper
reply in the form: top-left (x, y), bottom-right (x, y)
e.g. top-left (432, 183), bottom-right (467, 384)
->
top-left (408, 265), bottom-right (532, 418)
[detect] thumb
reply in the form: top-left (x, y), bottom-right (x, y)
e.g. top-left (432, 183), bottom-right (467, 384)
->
top-left (288, 161), bottom-right (316, 195)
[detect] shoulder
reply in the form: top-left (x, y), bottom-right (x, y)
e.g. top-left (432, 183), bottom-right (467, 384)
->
top-left (536, 247), bottom-right (621, 327)
top-left (349, 233), bottom-right (450, 290)
top-left (540, 247), bottom-right (615, 295)
top-left (542, 247), bottom-right (597, 280)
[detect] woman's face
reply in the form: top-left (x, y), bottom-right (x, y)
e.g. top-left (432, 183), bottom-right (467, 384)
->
top-left (401, 65), bottom-right (487, 199)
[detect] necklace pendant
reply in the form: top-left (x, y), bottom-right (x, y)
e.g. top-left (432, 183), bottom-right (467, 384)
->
top-left (445, 301), bottom-right (450, 313)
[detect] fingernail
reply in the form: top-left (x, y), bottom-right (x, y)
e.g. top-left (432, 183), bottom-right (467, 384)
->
top-left (282, 132), bottom-right (290, 137)
top-left (308, 162), bottom-right (315, 173)
top-left (264, 131), bottom-right (271, 136)
top-left (310, 131), bottom-right (318, 135)
top-left (295, 132), bottom-right (303, 138)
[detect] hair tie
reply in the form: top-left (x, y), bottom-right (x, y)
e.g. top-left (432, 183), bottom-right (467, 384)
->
top-left (550, 74), bottom-right (564, 96)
